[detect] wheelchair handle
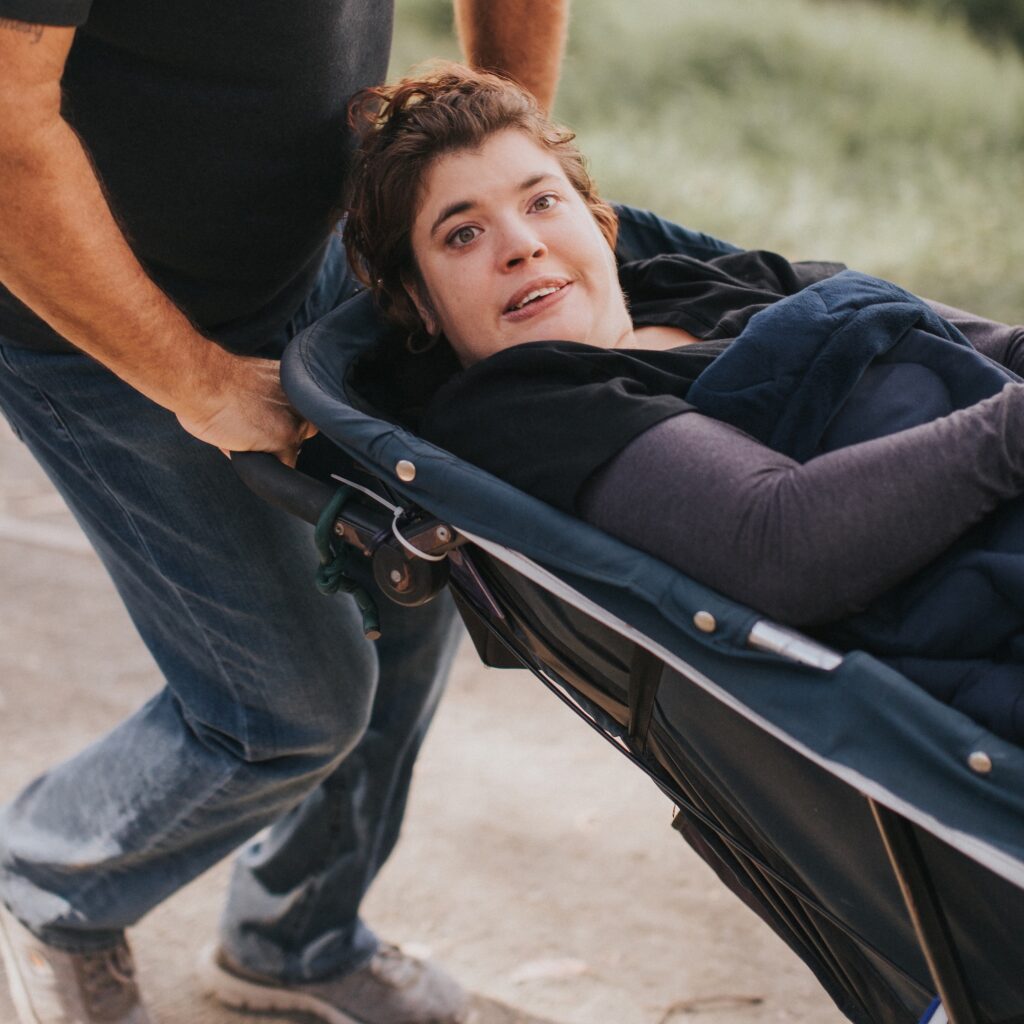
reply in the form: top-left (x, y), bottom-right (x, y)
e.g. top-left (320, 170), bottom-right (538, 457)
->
top-left (230, 450), bottom-right (336, 526)
top-left (231, 450), bottom-right (459, 612)
top-left (230, 450), bottom-right (401, 546)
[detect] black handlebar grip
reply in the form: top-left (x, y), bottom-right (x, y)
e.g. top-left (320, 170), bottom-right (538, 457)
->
top-left (230, 451), bottom-right (337, 526)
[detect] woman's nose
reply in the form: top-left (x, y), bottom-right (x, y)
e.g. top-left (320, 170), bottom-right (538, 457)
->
top-left (499, 222), bottom-right (547, 269)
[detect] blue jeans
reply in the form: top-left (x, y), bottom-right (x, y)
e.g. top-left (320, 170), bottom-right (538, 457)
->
top-left (0, 236), bottom-right (462, 981)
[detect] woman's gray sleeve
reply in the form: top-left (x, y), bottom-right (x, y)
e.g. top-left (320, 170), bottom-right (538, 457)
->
top-left (578, 384), bottom-right (1024, 626)
top-left (925, 300), bottom-right (1024, 376)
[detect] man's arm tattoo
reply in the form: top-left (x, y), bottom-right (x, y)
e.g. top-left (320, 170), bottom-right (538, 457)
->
top-left (0, 19), bottom-right (44, 43)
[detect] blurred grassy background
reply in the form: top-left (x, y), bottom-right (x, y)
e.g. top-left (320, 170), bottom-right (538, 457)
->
top-left (390, 0), bottom-right (1023, 322)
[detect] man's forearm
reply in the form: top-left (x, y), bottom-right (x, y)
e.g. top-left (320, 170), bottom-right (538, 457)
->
top-left (0, 20), bottom-right (311, 461)
top-left (454, 0), bottom-right (569, 113)
top-left (0, 115), bottom-right (220, 417)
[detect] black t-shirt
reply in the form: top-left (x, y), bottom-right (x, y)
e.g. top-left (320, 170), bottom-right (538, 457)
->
top-left (0, 0), bottom-right (393, 352)
top-left (421, 250), bottom-right (844, 511)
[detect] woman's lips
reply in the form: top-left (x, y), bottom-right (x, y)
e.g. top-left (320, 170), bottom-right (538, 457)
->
top-left (501, 281), bottom-right (573, 323)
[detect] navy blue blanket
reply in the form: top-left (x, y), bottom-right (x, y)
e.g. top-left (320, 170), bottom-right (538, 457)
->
top-left (686, 270), bottom-right (1024, 744)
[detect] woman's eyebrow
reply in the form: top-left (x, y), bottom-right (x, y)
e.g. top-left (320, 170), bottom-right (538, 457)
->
top-left (431, 200), bottom-right (474, 238)
top-left (429, 173), bottom-right (558, 237)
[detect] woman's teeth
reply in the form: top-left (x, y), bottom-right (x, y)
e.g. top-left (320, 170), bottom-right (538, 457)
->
top-left (510, 285), bottom-right (561, 311)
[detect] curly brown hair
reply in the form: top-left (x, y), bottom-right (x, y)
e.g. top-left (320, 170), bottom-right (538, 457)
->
top-left (343, 62), bottom-right (618, 337)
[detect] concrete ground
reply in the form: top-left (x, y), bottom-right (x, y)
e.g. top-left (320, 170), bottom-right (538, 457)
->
top-left (0, 419), bottom-right (845, 1024)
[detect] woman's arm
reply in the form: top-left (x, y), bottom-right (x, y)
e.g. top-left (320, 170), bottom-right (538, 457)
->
top-left (579, 383), bottom-right (1024, 625)
top-left (925, 300), bottom-right (1024, 376)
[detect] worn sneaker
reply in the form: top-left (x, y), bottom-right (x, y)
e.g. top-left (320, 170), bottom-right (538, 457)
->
top-left (0, 902), bottom-right (152, 1024)
top-left (198, 941), bottom-right (470, 1024)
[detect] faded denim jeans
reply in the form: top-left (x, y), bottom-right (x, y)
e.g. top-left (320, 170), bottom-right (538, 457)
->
top-left (0, 235), bottom-right (462, 981)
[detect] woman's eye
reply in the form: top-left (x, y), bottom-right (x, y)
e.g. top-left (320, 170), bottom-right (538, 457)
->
top-left (531, 194), bottom-right (558, 212)
top-left (448, 226), bottom-right (479, 248)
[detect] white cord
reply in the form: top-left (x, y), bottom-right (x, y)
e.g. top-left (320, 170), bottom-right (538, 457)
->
top-left (391, 509), bottom-right (447, 562)
top-left (330, 473), bottom-right (400, 513)
top-left (331, 472), bottom-right (449, 562)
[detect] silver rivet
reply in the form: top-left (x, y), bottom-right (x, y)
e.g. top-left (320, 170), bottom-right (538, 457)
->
top-left (389, 569), bottom-right (403, 585)
top-left (436, 525), bottom-right (451, 543)
top-left (968, 750), bottom-right (993, 774)
top-left (395, 459), bottom-right (417, 482)
top-left (693, 611), bottom-right (716, 633)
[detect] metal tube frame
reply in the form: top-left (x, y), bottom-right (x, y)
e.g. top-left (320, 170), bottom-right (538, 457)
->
top-left (868, 798), bottom-right (983, 1024)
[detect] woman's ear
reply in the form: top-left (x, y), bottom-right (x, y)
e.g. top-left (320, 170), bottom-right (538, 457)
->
top-left (402, 274), bottom-right (439, 336)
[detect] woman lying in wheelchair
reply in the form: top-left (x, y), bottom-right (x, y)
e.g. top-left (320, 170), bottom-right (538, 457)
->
top-left (340, 62), bottom-right (1024, 743)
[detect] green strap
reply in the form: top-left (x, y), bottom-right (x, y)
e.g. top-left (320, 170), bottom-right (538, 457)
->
top-left (314, 486), bottom-right (382, 640)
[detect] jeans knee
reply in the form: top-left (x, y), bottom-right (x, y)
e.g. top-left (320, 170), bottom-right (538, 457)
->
top-left (186, 649), bottom-right (378, 773)
top-left (284, 684), bottom-right (375, 770)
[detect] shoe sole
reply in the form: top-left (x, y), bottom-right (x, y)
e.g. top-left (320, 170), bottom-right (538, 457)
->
top-left (196, 943), bottom-right (362, 1024)
top-left (0, 906), bottom-right (43, 1024)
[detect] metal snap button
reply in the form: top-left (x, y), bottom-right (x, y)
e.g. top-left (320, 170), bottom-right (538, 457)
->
top-left (967, 751), bottom-right (993, 774)
top-left (693, 611), bottom-right (716, 633)
top-left (395, 459), bottom-right (417, 482)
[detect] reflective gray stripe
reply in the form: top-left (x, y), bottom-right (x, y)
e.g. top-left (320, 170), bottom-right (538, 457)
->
top-left (747, 620), bottom-right (843, 670)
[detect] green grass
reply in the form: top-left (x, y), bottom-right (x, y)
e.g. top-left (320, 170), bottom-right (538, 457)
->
top-left (391, 0), bottom-right (1023, 321)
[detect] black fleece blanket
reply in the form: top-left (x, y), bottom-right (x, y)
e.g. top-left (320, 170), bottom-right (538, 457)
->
top-left (687, 270), bottom-right (1024, 744)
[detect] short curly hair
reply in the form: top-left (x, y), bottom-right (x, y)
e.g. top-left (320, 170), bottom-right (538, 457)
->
top-left (343, 62), bottom-right (618, 336)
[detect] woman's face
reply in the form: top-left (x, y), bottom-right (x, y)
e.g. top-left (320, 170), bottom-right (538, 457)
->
top-left (407, 129), bottom-right (631, 365)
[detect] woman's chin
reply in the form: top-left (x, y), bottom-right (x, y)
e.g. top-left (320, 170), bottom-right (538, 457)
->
top-left (510, 315), bottom-right (594, 347)
top-left (459, 315), bottom-right (603, 362)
